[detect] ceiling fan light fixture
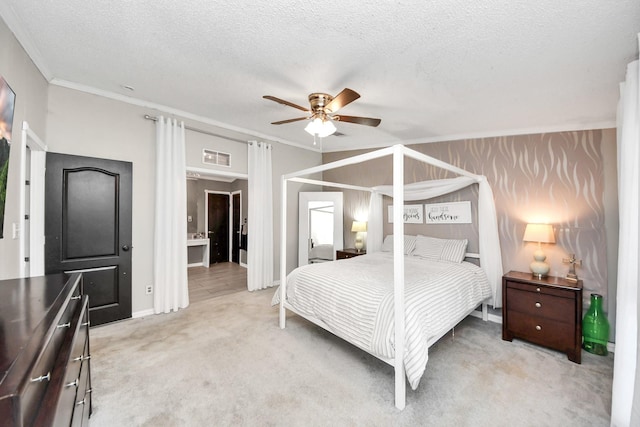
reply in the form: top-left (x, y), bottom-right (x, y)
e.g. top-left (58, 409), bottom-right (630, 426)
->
top-left (304, 117), bottom-right (336, 138)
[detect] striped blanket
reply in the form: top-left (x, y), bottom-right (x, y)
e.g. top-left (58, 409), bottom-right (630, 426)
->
top-left (281, 252), bottom-right (491, 389)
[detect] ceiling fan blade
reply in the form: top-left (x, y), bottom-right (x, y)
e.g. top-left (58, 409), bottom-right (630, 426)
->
top-left (333, 115), bottom-right (381, 127)
top-left (263, 95), bottom-right (310, 112)
top-left (325, 88), bottom-right (360, 113)
top-left (271, 117), bottom-right (309, 125)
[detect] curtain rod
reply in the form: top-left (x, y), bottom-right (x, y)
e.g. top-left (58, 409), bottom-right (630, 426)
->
top-left (144, 114), bottom-right (248, 144)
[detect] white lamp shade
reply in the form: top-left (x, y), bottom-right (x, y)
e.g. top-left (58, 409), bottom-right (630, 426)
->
top-left (522, 223), bottom-right (555, 244)
top-left (351, 221), bottom-right (367, 232)
top-left (304, 118), bottom-right (336, 138)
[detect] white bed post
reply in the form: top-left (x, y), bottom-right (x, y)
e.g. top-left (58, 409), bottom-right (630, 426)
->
top-left (279, 175), bottom-right (288, 329)
top-left (392, 145), bottom-right (406, 410)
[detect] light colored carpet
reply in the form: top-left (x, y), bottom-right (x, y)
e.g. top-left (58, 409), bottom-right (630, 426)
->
top-left (88, 289), bottom-right (613, 426)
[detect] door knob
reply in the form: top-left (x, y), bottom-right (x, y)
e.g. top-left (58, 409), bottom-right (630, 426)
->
top-left (122, 245), bottom-right (131, 251)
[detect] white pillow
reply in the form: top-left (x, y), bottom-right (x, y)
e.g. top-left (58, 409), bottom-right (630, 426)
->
top-left (413, 235), bottom-right (468, 263)
top-left (381, 235), bottom-right (417, 255)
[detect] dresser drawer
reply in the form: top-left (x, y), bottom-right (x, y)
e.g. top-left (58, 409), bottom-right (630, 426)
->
top-left (506, 287), bottom-right (575, 323)
top-left (507, 311), bottom-right (575, 351)
top-left (20, 284), bottom-right (82, 426)
top-left (506, 280), bottom-right (576, 299)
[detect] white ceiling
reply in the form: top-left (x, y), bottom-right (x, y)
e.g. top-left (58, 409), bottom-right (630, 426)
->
top-left (1, 1), bottom-right (639, 152)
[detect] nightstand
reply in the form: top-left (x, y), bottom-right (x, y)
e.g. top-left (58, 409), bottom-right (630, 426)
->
top-left (336, 248), bottom-right (366, 260)
top-left (502, 271), bottom-right (583, 363)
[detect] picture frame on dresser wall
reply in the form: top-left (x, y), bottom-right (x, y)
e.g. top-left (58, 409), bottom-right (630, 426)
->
top-left (0, 75), bottom-right (16, 239)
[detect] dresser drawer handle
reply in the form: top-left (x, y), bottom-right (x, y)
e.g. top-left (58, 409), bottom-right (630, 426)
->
top-left (536, 287), bottom-right (541, 292)
top-left (57, 322), bottom-right (71, 329)
top-left (535, 325), bottom-right (542, 331)
top-left (66, 379), bottom-right (79, 388)
top-left (73, 354), bottom-right (91, 362)
top-left (31, 372), bottom-right (51, 383)
top-left (76, 399), bottom-right (85, 406)
top-left (535, 302), bottom-right (542, 308)
top-left (71, 295), bottom-right (82, 300)
top-left (82, 321), bottom-right (91, 327)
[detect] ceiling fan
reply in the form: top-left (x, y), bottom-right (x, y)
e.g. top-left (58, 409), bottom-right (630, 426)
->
top-left (263, 88), bottom-right (381, 138)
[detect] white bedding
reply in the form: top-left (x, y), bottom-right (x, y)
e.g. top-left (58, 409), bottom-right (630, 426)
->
top-left (279, 252), bottom-right (491, 389)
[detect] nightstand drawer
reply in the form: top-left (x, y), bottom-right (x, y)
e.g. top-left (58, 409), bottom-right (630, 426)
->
top-left (507, 280), bottom-right (576, 299)
top-left (507, 310), bottom-right (574, 351)
top-left (506, 287), bottom-right (575, 323)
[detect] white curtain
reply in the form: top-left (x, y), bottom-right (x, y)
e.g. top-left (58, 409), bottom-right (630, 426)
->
top-left (368, 175), bottom-right (504, 307)
top-left (247, 141), bottom-right (274, 291)
top-left (153, 116), bottom-right (189, 313)
top-left (611, 37), bottom-right (640, 427)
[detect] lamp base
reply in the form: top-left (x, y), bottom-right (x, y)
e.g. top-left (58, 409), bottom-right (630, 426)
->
top-left (355, 236), bottom-right (364, 252)
top-left (530, 260), bottom-right (550, 279)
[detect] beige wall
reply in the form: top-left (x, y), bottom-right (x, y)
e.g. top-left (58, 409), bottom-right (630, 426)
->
top-left (0, 18), bottom-right (49, 279)
top-left (46, 85), bottom-right (321, 313)
top-left (324, 129), bottom-right (618, 315)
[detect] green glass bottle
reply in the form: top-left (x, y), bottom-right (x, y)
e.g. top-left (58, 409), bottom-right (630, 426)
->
top-left (582, 293), bottom-right (609, 356)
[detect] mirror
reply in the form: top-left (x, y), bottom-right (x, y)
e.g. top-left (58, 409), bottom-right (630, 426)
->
top-left (298, 192), bottom-right (344, 266)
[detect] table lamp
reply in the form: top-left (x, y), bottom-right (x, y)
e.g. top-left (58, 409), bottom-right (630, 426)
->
top-left (351, 221), bottom-right (367, 252)
top-left (523, 223), bottom-right (556, 279)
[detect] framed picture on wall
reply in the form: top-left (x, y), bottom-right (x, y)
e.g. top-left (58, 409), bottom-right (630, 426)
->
top-left (0, 75), bottom-right (16, 239)
top-left (424, 201), bottom-right (472, 224)
top-left (388, 204), bottom-right (424, 223)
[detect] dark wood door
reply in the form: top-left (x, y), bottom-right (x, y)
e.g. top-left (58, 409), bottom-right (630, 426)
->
top-left (208, 193), bottom-right (229, 264)
top-left (45, 153), bottom-right (132, 326)
top-left (232, 193), bottom-right (240, 264)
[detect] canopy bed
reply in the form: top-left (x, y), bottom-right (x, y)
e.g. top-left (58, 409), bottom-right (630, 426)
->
top-left (278, 144), bottom-right (503, 410)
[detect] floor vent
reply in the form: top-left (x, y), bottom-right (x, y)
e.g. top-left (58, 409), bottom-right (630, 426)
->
top-left (202, 149), bottom-right (231, 167)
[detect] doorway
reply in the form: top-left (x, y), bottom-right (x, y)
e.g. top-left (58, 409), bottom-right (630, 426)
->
top-left (207, 192), bottom-right (230, 264)
top-left (45, 153), bottom-right (133, 326)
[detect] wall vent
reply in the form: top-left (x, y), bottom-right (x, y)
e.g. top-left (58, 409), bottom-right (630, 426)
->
top-left (202, 149), bottom-right (231, 167)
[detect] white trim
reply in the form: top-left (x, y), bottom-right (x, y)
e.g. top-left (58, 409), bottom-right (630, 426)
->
top-left (0, 4), bottom-right (53, 81)
top-left (19, 121), bottom-right (47, 278)
top-left (186, 166), bottom-right (247, 182)
top-left (321, 121), bottom-right (617, 153)
top-left (50, 79), bottom-right (318, 152)
top-left (132, 309), bottom-right (155, 319)
top-left (232, 190), bottom-right (242, 265)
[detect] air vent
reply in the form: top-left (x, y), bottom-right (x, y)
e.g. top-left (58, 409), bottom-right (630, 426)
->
top-left (202, 149), bottom-right (231, 167)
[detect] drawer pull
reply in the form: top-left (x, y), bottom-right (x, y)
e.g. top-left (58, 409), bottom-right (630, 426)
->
top-left (57, 322), bottom-right (71, 329)
top-left (535, 302), bottom-right (542, 308)
top-left (82, 321), bottom-right (91, 327)
top-left (31, 372), bottom-right (51, 383)
top-left (76, 399), bottom-right (85, 406)
top-left (71, 295), bottom-right (82, 300)
top-left (535, 325), bottom-right (542, 331)
top-left (536, 287), bottom-right (541, 292)
top-left (66, 379), bottom-right (79, 388)
top-left (73, 354), bottom-right (91, 362)
top-left (86, 388), bottom-right (93, 394)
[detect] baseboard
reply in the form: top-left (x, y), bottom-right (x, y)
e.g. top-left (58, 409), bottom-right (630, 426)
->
top-left (469, 310), bottom-right (502, 324)
top-left (132, 309), bottom-right (154, 319)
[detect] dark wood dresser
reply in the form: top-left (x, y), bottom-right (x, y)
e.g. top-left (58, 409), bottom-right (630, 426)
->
top-left (336, 248), bottom-right (366, 260)
top-left (502, 271), bottom-right (582, 363)
top-left (0, 273), bottom-right (92, 426)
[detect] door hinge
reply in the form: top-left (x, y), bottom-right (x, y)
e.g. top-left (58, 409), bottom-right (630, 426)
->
top-left (24, 257), bottom-right (30, 262)
top-left (25, 180), bottom-right (30, 185)
top-left (24, 214), bottom-right (29, 220)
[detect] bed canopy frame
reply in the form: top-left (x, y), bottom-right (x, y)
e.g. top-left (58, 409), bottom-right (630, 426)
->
top-left (279, 144), bottom-right (503, 410)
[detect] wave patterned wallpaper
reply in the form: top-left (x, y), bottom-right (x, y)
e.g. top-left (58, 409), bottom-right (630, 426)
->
top-left (323, 129), bottom-right (615, 305)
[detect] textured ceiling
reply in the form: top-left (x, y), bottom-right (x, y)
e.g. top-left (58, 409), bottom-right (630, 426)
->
top-left (1, 0), bottom-right (639, 152)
